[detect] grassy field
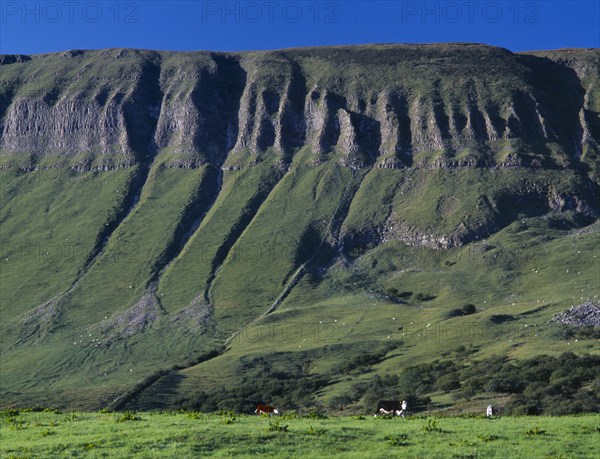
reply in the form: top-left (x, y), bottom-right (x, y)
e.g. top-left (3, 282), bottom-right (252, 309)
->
top-left (1, 410), bottom-right (598, 458)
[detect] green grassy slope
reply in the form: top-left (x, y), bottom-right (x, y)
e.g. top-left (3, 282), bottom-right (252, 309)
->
top-left (142, 215), bottom-right (598, 412)
top-left (0, 45), bottom-right (598, 412)
top-left (0, 168), bottom-right (132, 320)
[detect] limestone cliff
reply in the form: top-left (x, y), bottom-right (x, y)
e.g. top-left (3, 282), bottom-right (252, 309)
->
top-left (1, 45), bottom-right (598, 175)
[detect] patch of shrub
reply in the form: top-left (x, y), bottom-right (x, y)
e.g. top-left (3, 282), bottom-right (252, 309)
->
top-left (64, 412), bottom-right (79, 422)
top-left (305, 410), bottom-right (327, 419)
top-left (422, 419), bottom-right (444, 433)
top-left (115, 411), bottom-right (141, 422)
top-left (524, 427), bottom-right (547, 436)
top-left (505, 396), bottom-right (541, 416)
top-left (220, 411), bottom-right (236, 424)
top-left (334, 342), bottom-right (401, 375)
top-left (454, 345), bottom-right (478, 358)
top-left (386, 288), bottom-right (400, 298)
top-left (305, 425), bottom-right (326, 436)
top-left (5, 417), bottom-right (26, 430)
top-left (177, 355), bottom-right (331, 413)
top-left (484, 376), bottom-right (526, 394)
top-left (327, 395), bottom-right (353, 410)
top-left (186, 410), bottom-right (204, 420)
top-left (551, 325), bottom-right (600, 340)
top-left (384, 433), bottom-right (409, 446)
top-left (582, 425), bottom-right (600, 434)
top-left (435, 374), bottom-right (460, 392)
top-left (42, 408), bottom-right (59, 414)
top-left (461, 304), bottom-right (476, 314)
top-left (175, 352), bottom-right (598, 416)
top-left (477, 434), bottom-right (501, 442)
top-left (414, 293), bottom-right (436, 302)
top-left (349, 381), bottom-right (370, 400)
top-left (448, 304), bottom-right (477, 318)
top-left (268, 420), bottom-right (288, 432)
top-left (393, 352), bottom-right (600, 415)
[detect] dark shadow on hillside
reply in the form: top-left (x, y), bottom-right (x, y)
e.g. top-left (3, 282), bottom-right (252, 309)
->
top-left (488, 314), bottom-right (517, 325)
top-left (123, 373), bottom-right (187, 411)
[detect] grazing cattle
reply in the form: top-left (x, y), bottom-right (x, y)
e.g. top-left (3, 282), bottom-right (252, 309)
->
top-left (255, 404), bottom-right (279, 415)
top-left (375, 400), bottom-right (405, 417)
top-left (400, 400), bottom-right (407, 417)
top-left (486, 405), bottom-right (493, 417)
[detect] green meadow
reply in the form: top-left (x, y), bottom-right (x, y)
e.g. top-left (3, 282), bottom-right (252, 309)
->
top-left (1, 410), bottom-right (599, 458)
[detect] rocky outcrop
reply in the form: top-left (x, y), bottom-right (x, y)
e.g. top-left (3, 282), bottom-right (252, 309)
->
top-left (1, 98), bottom-right (132, 162)
top-left (169, 295), bottom-right (213, 332)
top-left (1, 45), bottom-right (598, 258)
top-left (341, 182), bottom-right (597, 251)
top-left (97, 289), bottom-right (164, 339)
top-left (89, 291), bottom-right (212, 344)
top-left (0, 45), bottom-right (597, 172)
top-left (548, 191), bottom-right (597, 215)
top-left (552, 301), bottom-right (600, 327)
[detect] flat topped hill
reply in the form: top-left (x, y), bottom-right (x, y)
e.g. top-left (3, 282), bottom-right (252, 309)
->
top-left (0, 44), bottom-right (598, 413)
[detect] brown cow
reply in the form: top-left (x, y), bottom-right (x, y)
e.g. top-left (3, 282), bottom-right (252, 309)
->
top-left (255, 404), bottom-right (279, 415)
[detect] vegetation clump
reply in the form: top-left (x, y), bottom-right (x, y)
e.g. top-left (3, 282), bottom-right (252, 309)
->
top-left (115, 411), bottom-right (141, 423)
top-left (220, 411), bottom-right (236, 425)
top-left (448, 304), bottom-right (477, 317)
top-left (343, 352), bottom-right (600, 416)
top-left (478, 433), bottom-right (501, 442)
top-left (305, 425), bottom-right (326, 436)
top-left (384, 433), bottom-right (409, 446)
top-left (422, 419), bottom-right (444, 433)
top-left (524, 427), bottom-right (547, 436)
top-left (267, 420), bottom-right (288, 432)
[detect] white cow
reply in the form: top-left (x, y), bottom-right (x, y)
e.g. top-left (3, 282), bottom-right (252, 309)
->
top-left (486, 405), bottom-right (493, 417)
top-left (397, 400), bottom-right (407, 418)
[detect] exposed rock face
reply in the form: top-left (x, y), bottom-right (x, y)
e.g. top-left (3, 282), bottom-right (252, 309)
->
top-left (343, 219), bottom-right (496, 250)
top-left (169, 295), bottom-right (213, 332)
top-left (0, 45), bottom-right (598, 252)
top-left (1, 98), bottom-right (131, 161)
top-left (96, 289), bottom-right (164, 339)
top-left (89, 291), bottom-right (212, 342)
top-left (552, 301), bottom-right (600, 327)
top-left (0, 45), bottom-right (598, 173)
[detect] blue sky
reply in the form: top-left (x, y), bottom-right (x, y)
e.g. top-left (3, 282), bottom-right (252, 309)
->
top-left (1, 0), bottom-right (598, 54)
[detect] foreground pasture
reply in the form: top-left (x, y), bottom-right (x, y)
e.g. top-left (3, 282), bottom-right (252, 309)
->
top-left (1, 410), bottom-right (598, 458)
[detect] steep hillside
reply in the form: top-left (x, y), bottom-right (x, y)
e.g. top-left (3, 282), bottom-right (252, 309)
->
top-left (0, 44), bottom-right (598, 412)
